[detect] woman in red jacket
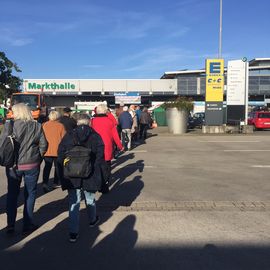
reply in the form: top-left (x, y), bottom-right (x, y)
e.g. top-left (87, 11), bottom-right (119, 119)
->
top-left (91, 104), bottom-right (124, 193)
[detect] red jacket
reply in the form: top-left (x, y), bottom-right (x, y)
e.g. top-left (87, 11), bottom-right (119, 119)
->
top-left (107, 112), bottom-right (118, 126)
top-left (91, 114), bottom-right (123, 161)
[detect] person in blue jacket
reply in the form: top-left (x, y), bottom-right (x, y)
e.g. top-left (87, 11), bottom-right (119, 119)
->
top-left (118, 106), bottom-right (133, 150)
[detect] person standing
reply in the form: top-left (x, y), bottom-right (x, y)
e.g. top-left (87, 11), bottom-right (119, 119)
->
top-left (59, 107), bottom-right (77, 133)
top-left (58, 113), bottom-right (104, 243)
top-left (118, 106), bottom-right (133, 151)
top-left (115, 103), bottom-right (124, 137)
top-left (42, 111), bottom-right (66, 193)
top-left (91, 104), bottom-right (123, 193)
top-left (107, 108), bottom-right (118, 126)
top-left (0, 103), bottom-right (47, 234)
top-left (129, 105), bottom-right (138, 144)
top-left (139, 107), bottom-right (153, 141)
top-left (135, 105), bottom-right (142, 129)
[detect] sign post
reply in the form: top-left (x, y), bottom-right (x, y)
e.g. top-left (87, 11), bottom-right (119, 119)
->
top-left (226, 59), bottom-right (249, 125)
top-left (205, 59), bottom-right (224, 126)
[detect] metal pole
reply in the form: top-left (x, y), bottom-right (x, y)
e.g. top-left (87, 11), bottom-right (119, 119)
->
top-left (244, 61), bottom-right (249, 125)
top-left (219, 0), bottom-right (223, 58)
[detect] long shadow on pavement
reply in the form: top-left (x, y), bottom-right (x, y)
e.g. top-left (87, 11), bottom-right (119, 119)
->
top-left (0, 154), bottom-right (145, 256)
top-left (0, 172), bottom-right (64, 215)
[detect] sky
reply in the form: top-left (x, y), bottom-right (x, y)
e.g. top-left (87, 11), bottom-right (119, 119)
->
top-left (1, 0), bottom-right (270, 79)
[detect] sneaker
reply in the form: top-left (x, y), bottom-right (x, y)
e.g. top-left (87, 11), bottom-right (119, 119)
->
top-left (89, 216), bottom-right (100, 228)
top-left (22, 224), bottom-right (39, 235)
top-left (69, 233), bottom-right (78, 243)
top-left (42, 183), bottom-right (51, 193)
top-left (6, 225), bottom-right (15, 235)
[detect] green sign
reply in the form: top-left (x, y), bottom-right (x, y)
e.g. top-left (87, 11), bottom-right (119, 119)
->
top-left (28, 82), bottom-right (76, 90)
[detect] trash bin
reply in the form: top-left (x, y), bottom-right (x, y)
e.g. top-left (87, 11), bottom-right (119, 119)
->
top-left (153, 107), bottom-right (167, 126)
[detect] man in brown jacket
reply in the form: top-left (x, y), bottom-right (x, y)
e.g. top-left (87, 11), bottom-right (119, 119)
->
top-left (42, 111), bottom-right (66, 192)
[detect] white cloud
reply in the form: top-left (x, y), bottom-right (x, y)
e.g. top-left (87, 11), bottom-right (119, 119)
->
top-left (113, 46), bottom-right (227, 77)
top-left (11, 38), bottom-right (33, 47)
top-left (0, 26), bottom-right (33, 47)
top-left (169, 27), bottom-right (190, 38)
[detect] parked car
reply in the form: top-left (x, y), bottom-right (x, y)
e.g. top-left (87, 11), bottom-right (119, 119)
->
top-left (188, 112), bottom-right (205, 129)
top-left (248, 111), bottom-right (270, 130)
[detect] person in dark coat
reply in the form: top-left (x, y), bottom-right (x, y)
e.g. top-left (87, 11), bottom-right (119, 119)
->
top-left (57, 113), bottom-right (104, 243)
top-left (58, 107), bottom-right (77, 133)
top-left (139, 107), bottom-right (153, 141)
top-left (118, 106), bottom-right (133, 150)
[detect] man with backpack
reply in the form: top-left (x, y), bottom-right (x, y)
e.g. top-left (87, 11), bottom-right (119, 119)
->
top-left (57, 113), bottom-right (104, 243)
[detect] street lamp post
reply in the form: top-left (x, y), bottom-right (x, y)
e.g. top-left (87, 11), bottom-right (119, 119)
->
top-left (218, 0), bottom-right (223, 58)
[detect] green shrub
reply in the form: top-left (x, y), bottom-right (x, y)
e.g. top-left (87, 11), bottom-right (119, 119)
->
top-left (161, 96), bottom-right (194, 112)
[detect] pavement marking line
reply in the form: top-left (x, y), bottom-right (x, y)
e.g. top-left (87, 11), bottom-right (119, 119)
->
top-left (251, 165), bottom-right (270, 168)
top-left (224, 150), bottom-right (270, 152)
top-left (113, 165), bottom-right (156, 169)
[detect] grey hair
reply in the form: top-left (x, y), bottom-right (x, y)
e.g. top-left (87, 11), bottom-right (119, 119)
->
top-left (48, 110), bottom-right (60, 121)
top-left (96, 104), bottom-right (108, 114)
top-left (12, 103), bottom-right (33, 121)
top-left (143, 107), bottom-right (148, 112)
top-left (123, 106), bottom-right (129, 111)
top-left (76, 113), bottom-right (90, 126)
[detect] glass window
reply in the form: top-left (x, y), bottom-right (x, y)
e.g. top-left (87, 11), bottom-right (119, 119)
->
top-left (258, 113), bottom-right (270, 118)
top-left (12, 94), bottom-right (39, 110)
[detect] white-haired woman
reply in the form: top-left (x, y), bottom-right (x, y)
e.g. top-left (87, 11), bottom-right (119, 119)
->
top-left (58, 113), bottom-right (104, 242)
top-left (91, 104), bottom-right (123, 193)
top-left (0, 103), bottom-right (47, 234)
top-left (42, 110), bottom-right (66, 192)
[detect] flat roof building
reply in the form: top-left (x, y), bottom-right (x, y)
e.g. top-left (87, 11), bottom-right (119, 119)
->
top-left (161, 58), bottom-right (270, 101)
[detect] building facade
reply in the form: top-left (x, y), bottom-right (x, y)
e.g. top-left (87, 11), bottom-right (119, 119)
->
top-left (161, 58), bottom-right (270, 103)
top-left (22, 58), bottom-right (270, 109)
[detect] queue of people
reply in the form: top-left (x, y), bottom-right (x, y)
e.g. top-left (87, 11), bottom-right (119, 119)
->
top-left (0, 103), bottom-right (153, 242)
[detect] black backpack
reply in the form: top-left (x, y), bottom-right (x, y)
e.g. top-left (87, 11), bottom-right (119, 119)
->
top-left (0, 121), bottom-right (16, 167)
top-left (63, 133), bottom-right (92, 179)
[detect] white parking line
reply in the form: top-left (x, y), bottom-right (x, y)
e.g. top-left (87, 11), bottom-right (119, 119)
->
top-left (251, 165), bottom-right (270, 168)
top-left (114, 165), bottom-right (156, 168)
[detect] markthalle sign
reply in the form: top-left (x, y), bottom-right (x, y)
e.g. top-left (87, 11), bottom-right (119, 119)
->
top-left (28, 82), bottom-right (76, 90)
top-left (205, 59), bottom-right (224, 125)
top-left (23, 80), bottom-right (79, 92)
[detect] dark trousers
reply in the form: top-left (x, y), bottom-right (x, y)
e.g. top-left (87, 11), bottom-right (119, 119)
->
top-left (6, 167), bottom-right (40, 228)
top-left (139, 124), bottom-right (149, 140)
top-left (100, 161), bottom-right (111, 194)
top-left (43, 156), bottom-right (60, 185)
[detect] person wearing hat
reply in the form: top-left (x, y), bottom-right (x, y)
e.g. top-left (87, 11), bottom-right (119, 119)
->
top-left (59, 107), bottom-right (77, 133)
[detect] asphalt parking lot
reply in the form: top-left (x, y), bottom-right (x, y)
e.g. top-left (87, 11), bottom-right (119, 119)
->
top-left (1, 128), bottom-right (270, 269)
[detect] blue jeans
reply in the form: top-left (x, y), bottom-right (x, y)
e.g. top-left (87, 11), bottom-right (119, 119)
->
top-left (6, 167), bottom-right (40, 229)
top-left (68, 189), bottom-right (96, 234)
top-left (121, 129), bottom-right (131, 150)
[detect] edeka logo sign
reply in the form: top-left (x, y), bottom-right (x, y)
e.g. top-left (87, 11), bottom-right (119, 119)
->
top-left (28, 82), bottom-right (76, 90)
top-left (205, 59), bottom-right (224, 102)
top-left (209, 62), bottom-right (221, 74)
